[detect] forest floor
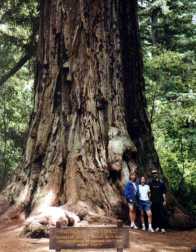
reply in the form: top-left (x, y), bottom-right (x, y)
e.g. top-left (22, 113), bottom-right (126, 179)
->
top-left (0, 220), bottom-right (196, 252)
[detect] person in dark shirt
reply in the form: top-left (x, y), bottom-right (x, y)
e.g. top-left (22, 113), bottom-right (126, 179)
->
top-left (149, 169), bottom-right (167, 233)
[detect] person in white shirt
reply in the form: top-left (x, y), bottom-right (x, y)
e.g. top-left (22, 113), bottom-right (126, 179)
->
top-left (138, 176), bottom-right (154, 232)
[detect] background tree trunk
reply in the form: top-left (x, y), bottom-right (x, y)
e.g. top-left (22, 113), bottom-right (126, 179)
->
top-left (2, 0), bottom-right (194, 229)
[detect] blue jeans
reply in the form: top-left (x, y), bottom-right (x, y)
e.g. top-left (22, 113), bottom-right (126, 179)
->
top-left (139, 200), bottom-right (151, 211)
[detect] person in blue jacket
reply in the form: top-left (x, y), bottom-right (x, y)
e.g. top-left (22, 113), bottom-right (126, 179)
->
top-left (124, 172), bottom-right (138, 229)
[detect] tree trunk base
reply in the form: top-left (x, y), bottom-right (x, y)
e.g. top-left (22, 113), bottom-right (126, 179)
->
top-left (169, 207), bottom-right (195, 230)
top-left (167, 193), bottom-right (196, 230)
top-left (1, 194), bottom-right (195, 239)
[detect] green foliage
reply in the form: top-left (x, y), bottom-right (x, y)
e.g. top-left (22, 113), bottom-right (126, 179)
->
top-left (139, 0), bottom-right (196, 213)
top-left (0, 0), bottom-right (38, 72)
top-left (0, 68), bottom-right (33, 188)
top-left (0, 0), bottom-right (37, 188)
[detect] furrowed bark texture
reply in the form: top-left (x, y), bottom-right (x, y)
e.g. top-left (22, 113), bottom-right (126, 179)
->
top-left (3, 0), bottom-right (193, 227)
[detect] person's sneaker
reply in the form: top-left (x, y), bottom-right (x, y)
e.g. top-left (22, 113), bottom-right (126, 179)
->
top-left (148, 227), bottom-right (154, 232)
top-left (130, 223), bottom-right (138, 229)
top-left (133, 224), bottom-right (138, 229)
top-left (142, 225), bottom-right (146, 231)
top-left (155, 227), bottom-right (160, 232)
top-left (130, 223), bottom-right (135, 229)
top-left (161, 228), bottom-right (166, 233)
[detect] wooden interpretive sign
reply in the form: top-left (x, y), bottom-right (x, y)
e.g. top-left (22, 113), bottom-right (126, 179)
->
top-left (49, 223), bottom-right (129, 252)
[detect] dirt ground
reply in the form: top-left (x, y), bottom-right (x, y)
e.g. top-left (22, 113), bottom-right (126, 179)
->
top-left (0, 220), bottom-right (195, 252)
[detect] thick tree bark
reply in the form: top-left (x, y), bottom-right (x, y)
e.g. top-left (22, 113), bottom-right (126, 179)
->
top-left (2, 0), bottom-right (194, 229)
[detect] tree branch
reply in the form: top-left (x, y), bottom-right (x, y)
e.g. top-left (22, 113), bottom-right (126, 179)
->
top-left (150, 83), bottom-right (158, 124)
top-left (0, 52), bottom-right (33, 86)
top-left (0, 30), bottom-right (26, 47)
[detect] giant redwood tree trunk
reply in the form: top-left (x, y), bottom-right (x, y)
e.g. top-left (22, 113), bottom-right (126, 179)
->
top-left (2, 0), bottom-right (194, 229)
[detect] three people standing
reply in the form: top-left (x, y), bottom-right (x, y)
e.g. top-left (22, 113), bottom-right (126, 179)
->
top-left (123, 169), bottom-right (167, 232)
